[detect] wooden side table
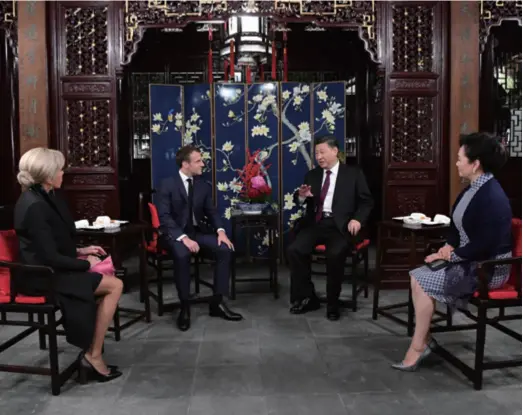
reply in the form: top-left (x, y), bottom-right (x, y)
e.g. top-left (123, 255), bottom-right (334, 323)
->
top-left (372, 220), bottom-right (449, 336)
top-left (230, 211), bottom-right (279, 299)
top-left (76, 223), bottom-right (152, 340)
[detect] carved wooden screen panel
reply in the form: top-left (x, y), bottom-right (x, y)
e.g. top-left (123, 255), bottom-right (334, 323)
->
top-left (49, 2), bottom-right (119, 220)
top-left (384, 2), bottom-right (447, 220)
top-left (381, 2), bottom-right (448, 288)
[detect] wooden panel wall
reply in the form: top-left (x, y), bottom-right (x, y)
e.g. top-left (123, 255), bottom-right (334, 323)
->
top-left (18, 0), bottom-right (49, 154)
top-left (48, 1), bottom-right (120, 220)
top-left (380, 1), bottom-right (449, 287)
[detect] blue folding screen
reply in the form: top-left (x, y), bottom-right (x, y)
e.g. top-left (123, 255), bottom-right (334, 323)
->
top-left (150, 82), bottom-right (346, 258)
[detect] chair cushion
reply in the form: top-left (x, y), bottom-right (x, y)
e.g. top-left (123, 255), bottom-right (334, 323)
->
top-left (0, 295), bottom-right (46, 304)
top-left (147, 203), bottom-right (161, 252)
top-left (0, 229), bottom-right (18, 296)
top-left (473, 218), bottom-right (521, 300)
top-left (507, 218), bottom-right (522, 287)
top-left (315, 239), bottom-right (370, 254)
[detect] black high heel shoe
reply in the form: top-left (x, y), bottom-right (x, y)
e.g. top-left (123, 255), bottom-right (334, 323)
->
top-left (78, 354), bottom-right (122, 383)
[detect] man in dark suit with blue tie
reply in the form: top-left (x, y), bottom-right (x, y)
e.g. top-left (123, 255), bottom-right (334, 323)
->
top-left (157, 145), bottom-right (243, 331)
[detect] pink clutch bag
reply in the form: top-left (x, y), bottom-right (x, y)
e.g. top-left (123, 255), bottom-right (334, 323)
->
top-left (79, 255), bottom-right (116, 275)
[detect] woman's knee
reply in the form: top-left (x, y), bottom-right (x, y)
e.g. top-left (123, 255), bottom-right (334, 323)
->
top-left (97, 274), bottom-right (123, 296)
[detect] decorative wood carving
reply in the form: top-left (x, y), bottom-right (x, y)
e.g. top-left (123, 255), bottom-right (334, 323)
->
top-left (63, 82), bottom-right (112, 94)
top-left (389, 188), bottom-right (432, 217)
top-left (390, 96), bottom-right (435, 164)
top-left (390, 170), bottom-right (431, 181)
top-left (64, 6), bottom-right (109, 76)
top-left (389, 78), bottom-right (437, 92)
top-left (0, 0), bottom-right (17, 45)
top-left (479, 0), bottom-right (522, 53)
top-left (65, 99), bottom-right (112, 168)
top-left (71, 174), bottom-right (110, 185)
top-left (122, 0), bottom-right (380, 66)
top-left (391, 4), bottom-right (435, 72)
top-left (72, 193), bottom-right (109, 220)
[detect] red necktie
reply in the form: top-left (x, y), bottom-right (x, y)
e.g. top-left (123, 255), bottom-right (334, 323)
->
top-left (315, 170), bottom-right (331, 222)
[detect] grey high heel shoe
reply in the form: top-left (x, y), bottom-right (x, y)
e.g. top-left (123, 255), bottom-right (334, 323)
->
top-left (391, 344), bottom-right (432, 372)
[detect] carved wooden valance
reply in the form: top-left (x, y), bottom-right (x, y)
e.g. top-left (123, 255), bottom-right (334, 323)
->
top-left (122, 0), bottom-right (380, 66)
top-left (479, 0), bottom-right (522, 52)
top-left (0, 0), bottom-right (17, 45)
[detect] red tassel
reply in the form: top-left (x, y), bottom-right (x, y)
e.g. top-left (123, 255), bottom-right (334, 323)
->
top-left (246, 67), bottom-right (252, 84)
top-left (283, 47), bottom-right (288, 82)
top-left (260, 64), bottom-right (264, 81)
top-left (271, 41), bottom-right (276, 80)
top-left (230, 40), bottom-right (235, 79)
top-left (208, 48), bottom-right (213, 84)
top-left (224, 59), bottom-right (229, 81)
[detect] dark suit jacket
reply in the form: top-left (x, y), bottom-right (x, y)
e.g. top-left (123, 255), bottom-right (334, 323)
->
top-left (14, 185), bottom-right (99, 349)
top-left (157, 173), bottom-right (224, 241)
top-left (293, 164), bottom-right (374, 236)
top-left (447, 178), bottom-right (512, 261)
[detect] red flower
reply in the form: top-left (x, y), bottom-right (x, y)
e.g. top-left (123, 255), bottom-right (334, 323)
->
top-left (237, 149), bottom-right (272, 202)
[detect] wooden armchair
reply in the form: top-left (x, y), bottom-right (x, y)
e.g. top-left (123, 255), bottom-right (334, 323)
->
top-left (138, 191), bottom-right (214, 316)
top-left (0, 230), bottom-right (81, 396)
top-left (430, 218), bottom-right (522, 390)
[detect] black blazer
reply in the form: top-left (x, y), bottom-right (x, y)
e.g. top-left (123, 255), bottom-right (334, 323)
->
top-left (157, 173), bottom-right (224, 241)
top-left (293, 164), bottom-right (374, 235)
top-left (14, 185), bottom-right (98, 350)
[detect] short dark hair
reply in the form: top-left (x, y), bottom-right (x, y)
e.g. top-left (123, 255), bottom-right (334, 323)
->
top-left (175, 145), bottom-right (200, 168)
top-left (314, 135), bottom-right (339, 149)
top-left (459, 132), bottom-right (507, 174)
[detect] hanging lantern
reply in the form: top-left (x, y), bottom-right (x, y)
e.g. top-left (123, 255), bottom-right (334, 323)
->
top-left (220, 15), bottom-right (272, 71)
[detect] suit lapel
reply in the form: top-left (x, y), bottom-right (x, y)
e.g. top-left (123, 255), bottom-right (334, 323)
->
top-left (311, 168), bottom-right (323, 205)
top-left (174, 173), bottom-right (188, 202)
top-left (332, 164), bottom-right (345, 209)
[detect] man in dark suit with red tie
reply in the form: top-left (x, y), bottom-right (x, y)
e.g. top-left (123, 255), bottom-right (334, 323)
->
top-left (287, 135), bottom-right (374, 321)
top-left (157, 145), bottom-right (243, 331)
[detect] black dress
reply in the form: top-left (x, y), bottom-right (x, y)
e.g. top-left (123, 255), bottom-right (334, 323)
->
top-left (14, 184), bottom-right (102, 349)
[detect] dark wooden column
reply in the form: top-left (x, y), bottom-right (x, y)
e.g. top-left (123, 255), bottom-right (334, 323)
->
top-left (0, 1), bottom-right (19, 206)
top-left (48, 1), bottom-right (120, 220)
top-left (380, 1), bottom-right (449, 287)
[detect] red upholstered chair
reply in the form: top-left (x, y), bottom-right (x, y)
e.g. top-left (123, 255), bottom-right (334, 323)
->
top-left (431, 218), bottom-right (522, 390)
top-left (311, 238), bottom-right (370, 311)
top-left (139, 191), bottom-right (214, 316)
top-left (0, 229), bottom-right (81, 396)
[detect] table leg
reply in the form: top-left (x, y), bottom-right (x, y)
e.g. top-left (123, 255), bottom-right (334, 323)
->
top-left (407, 231), bottom-right (416, 336)
top-left (372, 224), bottom-right (382, 320)
top-left (139, 238), bottom-right (151, 323)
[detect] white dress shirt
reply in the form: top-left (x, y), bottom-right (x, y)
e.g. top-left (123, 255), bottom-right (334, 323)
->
top-left (298, 161), bottom-right (340, 213)
top-left (177, 170), bottom-right (225, 241)
top-left (321, 161), bottom-right (339, 213)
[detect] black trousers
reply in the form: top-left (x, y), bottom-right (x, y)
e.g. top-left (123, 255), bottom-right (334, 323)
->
top-left (166, 231), bottom-right (232, 302)
top-left (287, 218), bottom-right (350, 304)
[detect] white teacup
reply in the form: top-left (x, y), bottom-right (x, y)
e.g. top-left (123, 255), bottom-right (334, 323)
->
top-left (410, 212), bottom-right (429, 221)
top-left (94, 216), bottom-right (111, 225)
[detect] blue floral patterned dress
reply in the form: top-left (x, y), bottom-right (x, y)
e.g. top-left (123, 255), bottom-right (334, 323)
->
top-left (410, 173), bottom-right (512, 307)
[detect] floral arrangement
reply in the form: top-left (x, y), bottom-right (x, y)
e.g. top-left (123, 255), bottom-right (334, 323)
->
top-left (236, 149), bottom-right (272, 204)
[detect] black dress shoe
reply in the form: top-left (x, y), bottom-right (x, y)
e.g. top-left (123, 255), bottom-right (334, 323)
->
top-left (289, 297), bottom-right (321, 314)
top-left (177, 304), bottom-right (191, 331)
top-left (79, 357), bottom-right (123, 383)
top-left (326, 305), bottom-right (340, 321)
top-left (209, 301), bottom-right (243, 321)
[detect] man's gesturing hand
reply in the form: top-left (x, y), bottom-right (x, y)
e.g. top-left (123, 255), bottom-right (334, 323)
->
top-left (298, 184), bottom-right (313, 199)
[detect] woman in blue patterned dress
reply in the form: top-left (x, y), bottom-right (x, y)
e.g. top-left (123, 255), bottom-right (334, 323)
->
top-left (393, 132), bottom-right (513, 371)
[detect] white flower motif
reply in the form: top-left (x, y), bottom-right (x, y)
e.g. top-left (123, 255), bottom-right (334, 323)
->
top-left (293, 96), bottom-right (303, 106)
top-left (288, 142), bottom-right (299, 153)
top-left (298, 122), bottom-right (309, 131)
top-left (201, 151), bottom-right (211, 161)
top-left (253, 94), bottom-right (263, 103)
top-left (298, 128), bottom-right (311, 143)
top-left (317, 90), bottom-right (328, 102)
top-left (322, 109), bottom-right (335, 124)
top-left (190, 111), bottom-right (200, 122)
top-left (152, 124), bottom-right (161, 133)
top-left (175, 119), bottom-right (183, 128)
top-left (228, 110), bottom-right (235, 118)
top-left (217, 182), bottom-right (228, 191)
top-left (153, 113), bottom-right (163, 121)
top-left (224, 207), bottom-right (232, 220)
top-left (254, 113), bottom-right (261, 121)
top-left (252, 125), bottom-right (269, 137)
top-left (282, 90), bottom-right (291, 100)
top-left (175, 113), bottom-right (182, 120)
top-left (283, 193), bottom-right (295, 210)
top-left (222, 141), bottom-right (234, 152)
top-left (293, 86), bottom-right (301, 96)
top-left (301, 85), bottom-right (310, 93)
top-left (289, 211), bottom-right (303, 225)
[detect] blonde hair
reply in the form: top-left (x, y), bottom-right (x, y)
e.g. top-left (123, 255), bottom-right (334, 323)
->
top-left (17, 147), bottom-right (65, 190)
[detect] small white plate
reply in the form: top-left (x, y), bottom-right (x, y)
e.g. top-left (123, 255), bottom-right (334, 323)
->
top-left (392, 216), bottom-right (406, 221)
top-left (83, 225), bottom-right (104, 230)
top-left (113, 220), bottom-right (129, 224)
top-left (103, 223), bottom-right (121, 230)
